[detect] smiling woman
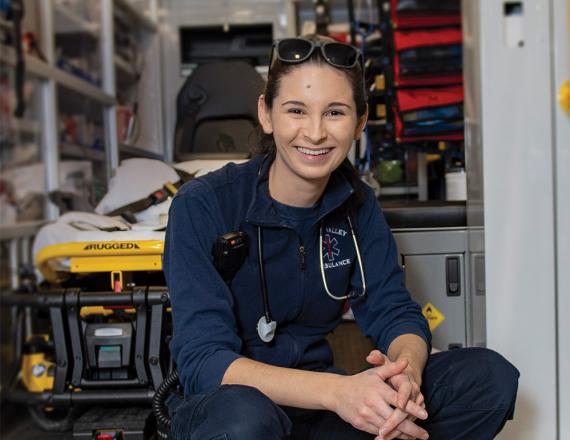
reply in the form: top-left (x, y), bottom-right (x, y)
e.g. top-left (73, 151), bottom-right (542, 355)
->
top-left (254, 34), bottom-right (369, 214)
top-left (258, 62), bottom-right (367, 207)
top-left (164, 34), bottom-right (519, 440)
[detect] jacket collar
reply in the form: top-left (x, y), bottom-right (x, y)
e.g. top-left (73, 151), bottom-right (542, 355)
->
top-left (245, 154), bottom-right (354, 227)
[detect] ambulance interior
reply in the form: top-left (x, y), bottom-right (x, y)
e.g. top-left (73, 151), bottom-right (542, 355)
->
top-left (0, 1), bottom-right (568, 439)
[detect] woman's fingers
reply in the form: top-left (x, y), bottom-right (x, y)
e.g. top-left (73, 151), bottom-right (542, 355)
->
top-left (395, 377), bottom-right (413, 410)
top-left (367, 349), bottom-right (383, 358)
top-left (394, 418), bottom-right (429, 439)
top-left (353, 357), bottom-right (429, 440)
top-left (375, 429), bottom-right (412, 440)
top-left (412, 381), bottom-right (421, 396)
top-left (403, 397), bottom-right (428, 421)
top-left (365, 386), bottom-right (424, 438)
top-left (374, 359), bottom-right (408, 382)
top-left (334, 372), bottom-right (399, 436)
top-left (378, 407), bottom-right (409, 439)
top-left (352, 406), bottom-right (387, 434)
top-left (350, 403), bottom-right (391, 435)
top-left (338, 363), bottom-right (429, 439)
top-left (369, 379), bottom-right (427, 422)
top-left (381, 416), bottom-right (430, 440)
top-left (375, 434), bottom-right (414, 440)
top-left (416, 391), bottom-right (425, 408)
top-left (366, 350), bottom-right (387, 366)
top-left (379, 384), bottom-right (427, 421)
top-left (406, 391), bottom-right (426, 425)
top-left (358, 420), bottom-right (386, 436)
top-left (371, 398), bottom-right (428, 440)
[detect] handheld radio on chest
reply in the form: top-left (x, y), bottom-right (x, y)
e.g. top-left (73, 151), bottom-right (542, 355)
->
top-left (212, 232), bottom-right (248, 283)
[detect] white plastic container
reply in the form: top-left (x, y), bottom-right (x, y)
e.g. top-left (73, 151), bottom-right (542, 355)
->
top-left (445, 169), bottom-right (467, 201)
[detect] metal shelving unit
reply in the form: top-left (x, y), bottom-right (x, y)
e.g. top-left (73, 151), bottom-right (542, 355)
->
top-left (114, 0), bottom-right (158, 32)
top-left (53, 4), bottom-right (100, 36)
top-left (8, 119), bottom-right (40, 135)
top-left (60, 142), bottom-right (106, 162)
top-left (0, 0), bottom-right (163, 223)
top-left (113, 54), bottom-right (138, 79)
top-left (112, 0), bottom-right (164, 163)
top-left (55, 69), bottom-right (116, 105)
top-left (0, 46), bottom-right (114, 105)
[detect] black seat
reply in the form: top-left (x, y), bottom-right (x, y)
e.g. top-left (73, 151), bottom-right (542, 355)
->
top-left (173, 61), bottom-right (266, 161)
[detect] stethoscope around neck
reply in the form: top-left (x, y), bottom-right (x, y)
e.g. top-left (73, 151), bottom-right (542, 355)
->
top-left (255, 217), bottom-right (367, 343)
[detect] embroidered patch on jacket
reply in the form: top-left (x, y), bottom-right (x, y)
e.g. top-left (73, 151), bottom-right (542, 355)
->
top-left (323, 227), bottom-right (352, 270)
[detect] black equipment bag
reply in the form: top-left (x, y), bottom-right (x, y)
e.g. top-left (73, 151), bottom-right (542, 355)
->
top-left (173, 61), bottom-right (265, 161)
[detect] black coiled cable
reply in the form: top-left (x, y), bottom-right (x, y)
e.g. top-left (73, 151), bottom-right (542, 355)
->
top-left (152, 369), bottom-right (180, 438)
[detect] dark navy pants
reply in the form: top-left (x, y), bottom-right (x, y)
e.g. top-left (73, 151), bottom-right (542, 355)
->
top-left (167, 347), bottom-right (519, 440)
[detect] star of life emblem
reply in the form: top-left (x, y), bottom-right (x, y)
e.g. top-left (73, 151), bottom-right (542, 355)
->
top-left (322, 234), bottom-right (340, 262)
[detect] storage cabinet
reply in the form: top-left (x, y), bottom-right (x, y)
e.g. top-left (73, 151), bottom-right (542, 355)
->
top-left (393, 227), bottom-right (486, 350)
top-left (403, 253), bottom-right (466, 349)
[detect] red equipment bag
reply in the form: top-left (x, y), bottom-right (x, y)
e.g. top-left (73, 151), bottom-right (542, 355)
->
top-left (390, 0), bottom-right (461, 29)
top-left (395, 85), bottom-right (464, 142)
top-left (393, 27), bottom-right (463, 86)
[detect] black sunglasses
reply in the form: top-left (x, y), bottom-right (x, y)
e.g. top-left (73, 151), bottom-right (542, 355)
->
top-left (269, 38), bottom-right (364, 72)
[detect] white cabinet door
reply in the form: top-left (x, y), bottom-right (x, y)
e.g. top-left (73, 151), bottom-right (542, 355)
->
top-left (553, 0), bottom-right (570, 438)
top-left (466, 0), bottom-right (560, 438)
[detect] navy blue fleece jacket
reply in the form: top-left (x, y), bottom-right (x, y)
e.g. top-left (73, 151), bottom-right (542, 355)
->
top-left (163, 155), bottom-right (431, 395)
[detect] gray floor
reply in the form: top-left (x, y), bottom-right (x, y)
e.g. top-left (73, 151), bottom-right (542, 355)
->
top-left (2, 422), bottom-right (73, 440)
top-left (0, 403), bottom-right (156, 440)
top-left (0, 403), bottom-right (73, 440)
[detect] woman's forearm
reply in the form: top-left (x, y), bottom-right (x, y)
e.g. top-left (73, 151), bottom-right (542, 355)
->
top-left (387, 334), bottom-right (428, 386)
top-left (221, 357), bottom-right (341, 410)
top-left (222, 353), bottom-right (430, 439)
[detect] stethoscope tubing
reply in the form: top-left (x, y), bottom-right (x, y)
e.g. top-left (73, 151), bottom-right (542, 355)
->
top-left (257, 226), bottom-right (273, 324)
top-left (254, 155), bottom-right (366, 342)
top-left (256, 216), bottom-right (367, 332)
top-left (319, 216), bottom-right (367, 301)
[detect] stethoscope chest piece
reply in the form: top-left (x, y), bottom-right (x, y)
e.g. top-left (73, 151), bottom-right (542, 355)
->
top-left (257, 316), bottom-right (277, 343)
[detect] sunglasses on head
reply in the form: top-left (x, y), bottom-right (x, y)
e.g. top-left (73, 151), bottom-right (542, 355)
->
top-left (269, 37), bottom-right (364, 72)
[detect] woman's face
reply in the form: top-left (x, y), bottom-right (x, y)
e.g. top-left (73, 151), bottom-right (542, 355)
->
top-left (259, 63), bottom-right (367, 186)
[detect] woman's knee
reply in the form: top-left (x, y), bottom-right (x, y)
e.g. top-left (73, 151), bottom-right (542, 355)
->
top-left (481, 348), bottom-right (519, 406)
top-left (178, 384), bottom-right (292, 439)
top-left (456, 347), bottom-right (520, 408)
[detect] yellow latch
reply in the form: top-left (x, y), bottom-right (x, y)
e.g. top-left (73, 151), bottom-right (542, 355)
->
top-left (559, 80), bottom-right (570, 115)
top-left (164, 181), bottom-right (178, 196)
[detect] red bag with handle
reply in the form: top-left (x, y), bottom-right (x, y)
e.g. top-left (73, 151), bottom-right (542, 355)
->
top-left (393, 27), bottom-right (463, 86)
top-left (394, 85), bottom-right (464, 142)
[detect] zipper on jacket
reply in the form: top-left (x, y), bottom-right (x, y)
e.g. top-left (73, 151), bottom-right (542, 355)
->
top-left (299, 245), bottom-right (306, 270)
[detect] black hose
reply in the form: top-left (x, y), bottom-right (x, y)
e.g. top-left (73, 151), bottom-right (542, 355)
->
top-left (8, 306), bottom-right (24, 386)
top-left (152, 369), bottom-right (179, 433)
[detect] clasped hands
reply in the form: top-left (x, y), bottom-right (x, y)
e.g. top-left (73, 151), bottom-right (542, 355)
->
top-left (331, 350), bottom-right (429, 440)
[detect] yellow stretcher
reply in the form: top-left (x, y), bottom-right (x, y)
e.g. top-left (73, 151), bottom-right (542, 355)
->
top-left (5, 238), bottom-right (172, 408)
top-left (37, 239), bottom-right (164, 286)
top-left (35, 239), bottom-right (168, 319)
